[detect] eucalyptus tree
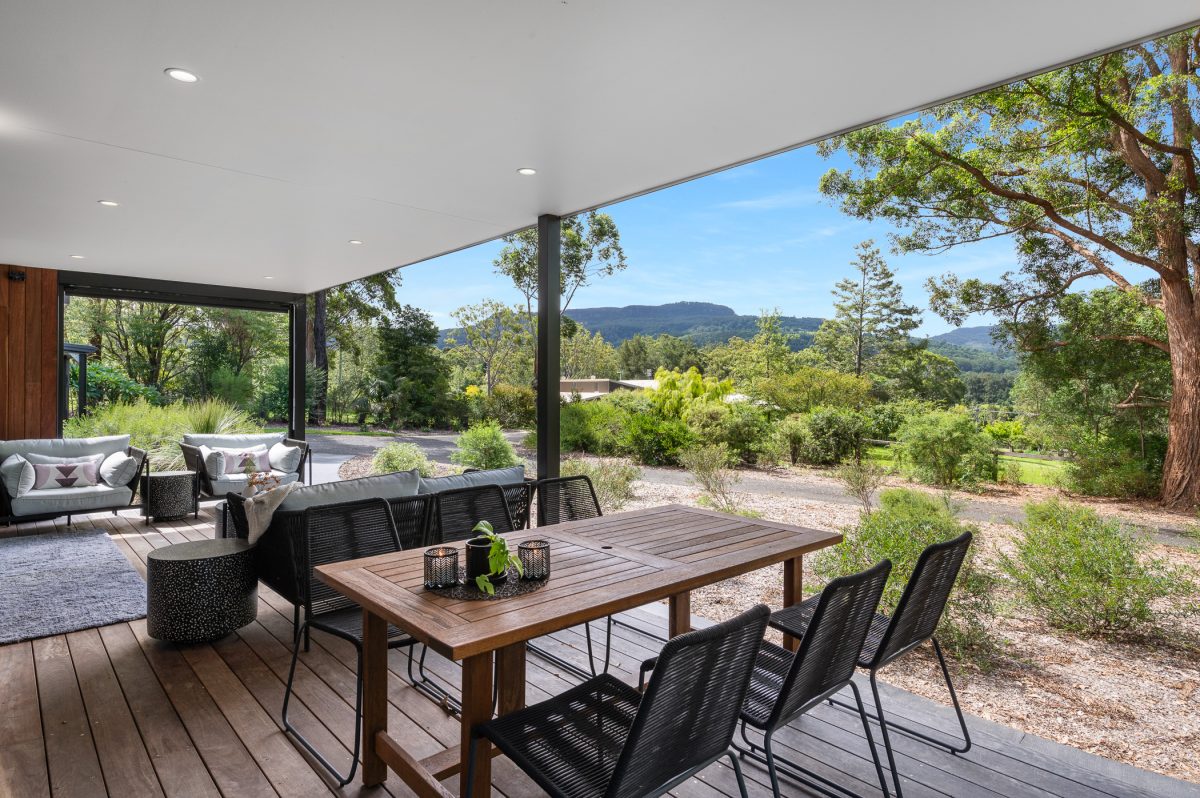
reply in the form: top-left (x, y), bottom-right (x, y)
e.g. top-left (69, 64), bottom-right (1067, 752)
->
top-left (820, 30), bottom-right (1200, 508)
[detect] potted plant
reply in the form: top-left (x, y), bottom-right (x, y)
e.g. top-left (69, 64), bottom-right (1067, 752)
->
top-left (465, 520), bottom-right (523, 595)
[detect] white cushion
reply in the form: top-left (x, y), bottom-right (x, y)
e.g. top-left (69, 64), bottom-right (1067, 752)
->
top-left (210, 469), bottom-right (299, 496)
top-left (100, 452), bottom-right (139, 487)
top-left (26, 452), bottom-right (106, 468)
top-left (1, 454), bottom-right (35, 498)
top-left (279, 469), bottom-right (420, 512)
top-left (214, 446), bottom-right (270, 474)
top-left (268, 442), bottom-right (303, 473)
top-left (10, 484), bottom-right (133, 516)
top-left (198, 445), bottom-right (225, 478)
top-left (0, 435), bottom-right (129, 462)
top-left (32, 460), bottom-right (100, 490)
top-left (183, 432), bottom-right (284, 449)
top-left (417, 466), bottom-right (526, 494)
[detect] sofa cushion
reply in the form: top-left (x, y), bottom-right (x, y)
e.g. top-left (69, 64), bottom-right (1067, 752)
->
top-left (198, 445), bottom-right (225, 477)
top-left (100, 452), bottom-right (140, 487)
top-left (1, 454), bottom-right (35, 498)
top-left (183, 432), bottom-right (284, 449)
top-left (278, 469), bottom-right (421, 513)
top-left (215, 446), bottom-right (270, 474)
top-left (268, 441), bottom-right (303, 473)
top-left (10, 484), bottom-right (133, 516)
top-left (0, 435), bottom-right (129, 462)
top-left (211, 470), bottom-right (299, 495)
top-left (33, 461), bottom-right (100, 490)
top-left (417, 466), bottom-right (526, 494)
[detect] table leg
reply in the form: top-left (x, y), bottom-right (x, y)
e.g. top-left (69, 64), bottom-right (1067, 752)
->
top-left (495, 643), bottom-right (526, 715)
top-left (362, 609), bottom-right (388, 785)
top-left (783, 556), bottom-right (803, 652)
top-left (460, 652), bottom-right (493, 798)
top-left (669, 592), bottom-right (691, 638)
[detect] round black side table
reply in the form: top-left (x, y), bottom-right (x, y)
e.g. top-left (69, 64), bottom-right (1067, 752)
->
top-left (147, 539), bottom-right (257, 643)
top-left (142, 470), bottom-right (199, 524)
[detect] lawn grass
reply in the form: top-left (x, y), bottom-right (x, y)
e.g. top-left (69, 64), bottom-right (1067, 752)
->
top-left (864, 444), bottom-right (1067, 486)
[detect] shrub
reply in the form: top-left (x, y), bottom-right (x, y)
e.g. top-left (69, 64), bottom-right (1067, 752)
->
top-left (64, 398), bottom-right (260, 470)
top-left (835, 460), bottom-right (886, 514)
top-left (211, 366), bottom-right (255, 408)
top-left (623, 413), bottom-right (693, 466)
top-left (371, 442), bottom-right (435, 477)
top-left (450, 421), bottom-right (520, 470)
top-left (252, 362), bottom-right (322, 423)
top-left (813, 489), bottom-right (995, 658)
top-left (679, 444), bottom-right (744, 514)
top-left (485, 384), bottom-right (537, 429)
top-left (895, 410), bottom-right (996, 487)
top-left (685, 401), bottom-right (769, 464)
top-left (770, 414), bottom-right (811, 466)
top-left (560, 457), bottom-right (642, 512)
top-left (71, 360), bottom-right (160, 407)
top-left (1065, 434), bottom-right (1165, 499)
top-left (797, 406), bottom-right (864, 466)
top-left (861, 399), bottom-right (937, 440)
top-left (984, 419), bottom-right (1026, 451)
top-left (1000, 500), bottom-right (1196, 637)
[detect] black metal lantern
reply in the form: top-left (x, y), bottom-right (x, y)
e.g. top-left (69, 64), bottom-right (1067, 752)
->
top-left (518, 539), bottom-right (550, 581)
top-left (424, 546), bottom-right (459, 588)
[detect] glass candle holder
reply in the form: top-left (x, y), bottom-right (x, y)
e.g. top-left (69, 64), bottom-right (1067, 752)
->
top-left (424, 546), bottom-right (459, 588)
top-left (518, 539), bottom-right (550, 581)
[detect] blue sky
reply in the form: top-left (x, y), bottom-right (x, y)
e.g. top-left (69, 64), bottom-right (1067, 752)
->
top-left (395, 142), bottom-right (1020, 336)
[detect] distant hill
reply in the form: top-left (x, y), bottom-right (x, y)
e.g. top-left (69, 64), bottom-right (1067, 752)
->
top-left (926, 325), bottom-right (1003, 351)
top-left (563, 301), bottom-right (824, 348)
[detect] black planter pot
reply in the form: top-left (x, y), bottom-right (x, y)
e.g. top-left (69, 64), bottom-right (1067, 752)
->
top-left (465, 537), bottom-right (508, 587)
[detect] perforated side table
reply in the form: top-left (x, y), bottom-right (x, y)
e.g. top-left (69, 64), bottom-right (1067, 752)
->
top-left (147, 539), bottom-right (257, 643)
top-left (141, 470), bottom-right (199, 524)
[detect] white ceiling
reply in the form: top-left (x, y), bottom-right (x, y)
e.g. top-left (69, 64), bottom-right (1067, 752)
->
top-left (0, 1), bottom-right (1196, 294)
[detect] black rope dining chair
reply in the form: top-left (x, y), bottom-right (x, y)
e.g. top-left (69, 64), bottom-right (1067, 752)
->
top-left (433, 483), bottom-right (515, 542)
top-left (530, 475), bottom-right (614, 680)
top-left (280, 497), bottom-right (450, 785)
top-left (467, 604), bottom-right (770, 798)
top-left (736, 560), bottom-right (893, 798)
top-left (769, 531), bottom-right (974, 798)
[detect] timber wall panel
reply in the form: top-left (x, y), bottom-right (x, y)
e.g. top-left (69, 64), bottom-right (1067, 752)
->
top-left (0, 265), bottom-right (59, 440)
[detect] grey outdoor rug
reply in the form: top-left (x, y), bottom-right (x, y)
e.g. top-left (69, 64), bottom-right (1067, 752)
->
top-left (0, 529), bottom-right (146, 644)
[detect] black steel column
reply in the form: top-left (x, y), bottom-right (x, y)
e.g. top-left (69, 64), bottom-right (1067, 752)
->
top-left (77, 353), bottom-right (88, 417)
top-left (536, 214), bottom-right (561, 480)
top-left (289, 299), bottom-right (307, 441)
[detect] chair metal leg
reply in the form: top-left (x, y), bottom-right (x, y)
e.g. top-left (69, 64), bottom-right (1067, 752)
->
top-left (465, 734), bottom-right (481, 796)
top-left (870, 672), bottom-right (904, 798)
top-left (281, 623), bottom-right (360, 786)
top-left (405, 643), bottom-right (462, 715)
top-left (849, 680), bottom-right (891, 797)
top-left (526, 618), bottom-right (613, 680)
top-left (727, 750), bottom-right (750, 798)
top-left (612, 613), bottom-right (668, 643)
top-left (735, 715), bottom-right (887, 798)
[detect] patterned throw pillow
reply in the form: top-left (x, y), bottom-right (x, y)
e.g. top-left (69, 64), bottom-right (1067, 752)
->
top-left (215, 447), bottom-right (271, 474)
top-left (32, 461), bottom-right (99, 490)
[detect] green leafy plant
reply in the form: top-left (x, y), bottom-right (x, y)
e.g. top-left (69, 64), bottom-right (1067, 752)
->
top-left (371, 442), bottom-right (435, 477)
top-left (471, 520), bottom-right (522, 595)
top-left (813, 489), bottom-right (996, 660)
top-left (451, 420), bottom-right (521, 470)
top-left (1000, 500), bottom-right (1197, 637)
top-left (679, 444), bottom-right (745, 515)
top-left (894, 410), bottom-right (996, 487)
top-left (622, 413), bottom-right (693, 466)
top-left (560, 457), bottom-right (641, 512)
top-left (835, 460), bottom-right (886, 514)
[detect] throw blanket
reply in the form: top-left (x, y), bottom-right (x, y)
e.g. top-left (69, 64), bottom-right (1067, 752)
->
top-left (245, 482), bottom-right (296, 545)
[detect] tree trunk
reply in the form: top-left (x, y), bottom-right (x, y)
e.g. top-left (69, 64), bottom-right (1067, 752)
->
top-left (310, 290), bottom-right (328, 426)
top-left (1159, 276), bottom-right (1200, 510)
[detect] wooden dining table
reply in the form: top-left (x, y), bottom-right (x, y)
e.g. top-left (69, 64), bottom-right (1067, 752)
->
top-left (316, 503), bottom-right (842, 797)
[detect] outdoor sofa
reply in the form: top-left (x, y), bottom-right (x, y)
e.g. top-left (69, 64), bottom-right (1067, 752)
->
top-left (0, 434), bottom-right (147, 525)
top-left (180, 432), bottom-right (310, 498)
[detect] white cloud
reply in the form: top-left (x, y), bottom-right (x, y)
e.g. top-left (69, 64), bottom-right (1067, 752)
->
top-left (717, 189), bottom-right (821, 211)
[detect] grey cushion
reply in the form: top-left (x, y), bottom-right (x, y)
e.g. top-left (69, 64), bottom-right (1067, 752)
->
top-left (32, 460), bottom-right (100, 490)
top-left (183, 432), bottom-right (284, 449)
top-left (10, 484), bottom-right (133, 516)
top-left (268, 442), bottom-right (303, 473)
top-left (417, 466), bottom-right (526, 494)
top-left (0, 435), bottom-right (130, 462)
top-left (26, 452), bottom-right (107, 468)
top-left (100, 451), bottom-right (140, 487)
top-left (279, 469), bottom-right (421, 512)
top-left (1, 454), bottom-right (35, 498)
top-left (210, 470), bottom-right (299, 495)
top-left (198, 445), bottom-right (225, 478)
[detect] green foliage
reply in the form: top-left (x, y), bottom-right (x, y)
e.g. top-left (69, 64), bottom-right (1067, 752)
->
top-left (371, 443), bottom-right (435, 478)
top-left (560, 399), bottom-right (630, 455)
top-left (251, 363), bottom-right (322, 423)
top-left (560, 457), bottom-right (642, 512)
top-left (64, 398), bottom-right (260, 470)
top-left (835, 460), bottom-right (887, 513)
top-left (623, 414), bottom-right (693, 466)
top-left (798, 407), bottom-right (865, 466)
top-left (878, 347), bottom-right (965, 406)
top-left (469, 520), bottom-right (522, 595)
top-left (649, 367), bottom-right (732, 418)
top-left (813, 489), bottom-right (995, 658)
top-left (984, 419), bottom-right (1026, 450)
top-left (684, 402), bottom-right (769, 464)
top-left (447, 301), bottom-right (531, 394)
top-left (1066, 434), bottom-right (1165, 499)
top-left (861, 399), bottom-right (938, 440)
top-left (465, 383), bottom-right (536, 429)
top-left (1001, 500), bottom-right (1196, 636)
top-left (561, 323), bottom-right (619, 380)
top-left (374, 306), bottom-right (460, 429)
top-left (701, 310), bottom-right (799, 384)
top-left (895, 410), bottom-right (995, 487)
top-left (749, 367), bottom-right (872, 417)
top-left (769, 414), bottom-right (812, 466)
top-left (451, 421), bottom-right (520, 470)
top-left (210, 366), bottom-right (255, 408)
top-left (679, 444), bottom-right (744, 514)
top-left (71, 360), bottom-right (161, 407)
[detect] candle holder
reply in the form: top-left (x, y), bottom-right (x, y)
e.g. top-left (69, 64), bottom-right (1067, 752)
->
top-left (518, 539), bottom-right (550, 581)
top-left (424, 546), bottom-right (459, 588)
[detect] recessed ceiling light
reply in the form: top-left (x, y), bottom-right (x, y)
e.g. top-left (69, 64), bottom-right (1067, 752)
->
top-left (348, 239), bottom-right (364, 245)
top-left (263, 276), bottom-right (274, 280)
top-left (164, 67), bottom-right (199, 83)
top-left (516, 167), bottom-right (537, 176)
top-left (97, 200), bottom-right (119, 207)
top-left (70, 254), bottom-right (85, 259)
